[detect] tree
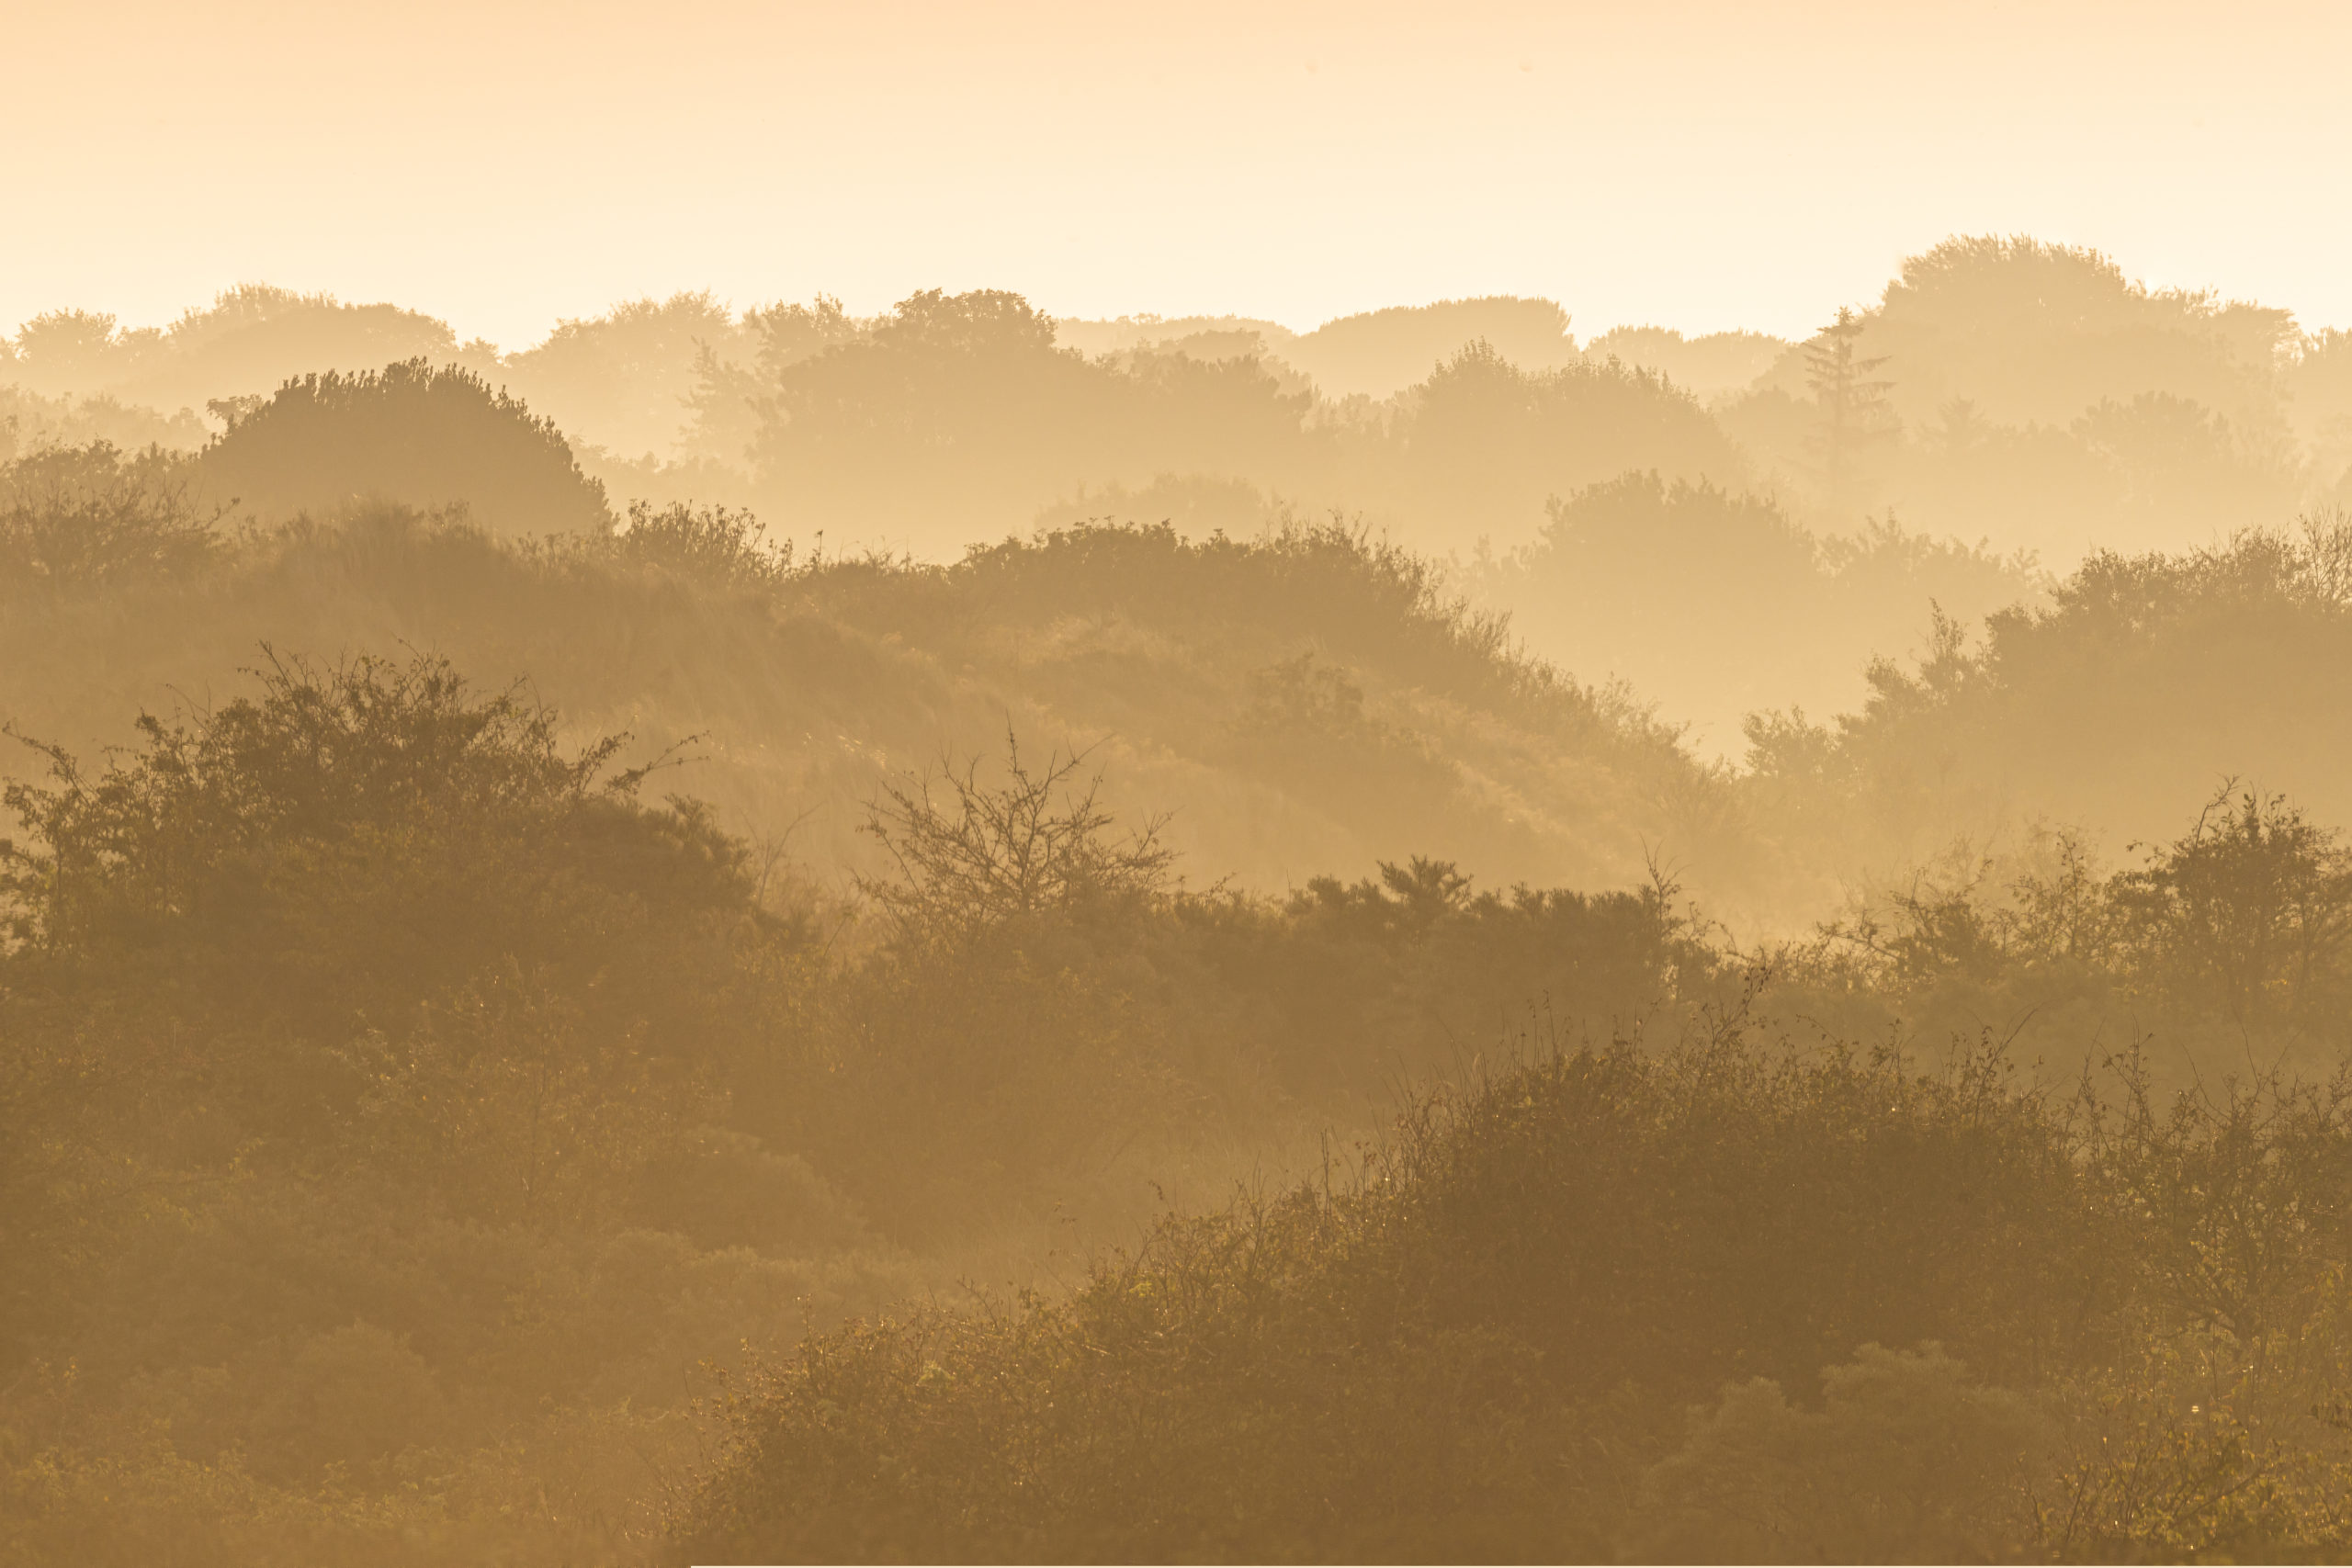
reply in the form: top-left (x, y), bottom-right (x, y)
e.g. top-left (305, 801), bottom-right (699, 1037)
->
top-left (745, 288), bottom-right (1102, 536)
top-left (683, 295), bottom-right (861, 466)
top-left (1639, 1346), bottom-right (2047, 1562)
top-left (857, 730), bottom-right (1174, 950)
top-left (7, 309), bottom-right (132, 395)
top-left (1398, 344), bottom-right (1741, 537)
top-left (1804, 306), bottom-right (1896, 504)
top-left (2113, 786), bottom-right (2352, 1029)
top-left (503, 290), bottom-right (742, 458)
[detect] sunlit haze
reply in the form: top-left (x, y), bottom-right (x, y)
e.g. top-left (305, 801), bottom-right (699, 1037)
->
top-left (20, 6), bottom-right (2352, 1562)
top-left (9, 0), bottom-right (2350, 344)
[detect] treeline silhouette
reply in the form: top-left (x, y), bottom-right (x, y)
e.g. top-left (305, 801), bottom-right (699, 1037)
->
top-left (15, 237), bottom-right (2344, 746)
top-left (681, 1026), bottom-right (2352, 1562)
top-left (1708, 238), bottom-right (2335, 551)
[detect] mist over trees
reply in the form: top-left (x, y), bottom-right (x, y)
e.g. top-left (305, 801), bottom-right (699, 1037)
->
top-left (13, 235), bottom-right (2345, 754)
top-left (0, 285), bottom-right (496, 415)
top-left (1466, 473), bottom-right (2039, 750)
top-left (1721, 237), bottom-right (2318, 556)
top-left (11, 233), bottom-right (2352, 1563)
top-left (1746, 517), bottom-right (2352, 870)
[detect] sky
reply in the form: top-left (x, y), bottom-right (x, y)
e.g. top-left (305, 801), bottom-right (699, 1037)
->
top-left (7, 0), bottom-right (2349, 351)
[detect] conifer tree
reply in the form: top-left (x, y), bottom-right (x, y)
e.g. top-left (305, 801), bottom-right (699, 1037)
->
top-left (1804, 306), bottom-right (1895, 506)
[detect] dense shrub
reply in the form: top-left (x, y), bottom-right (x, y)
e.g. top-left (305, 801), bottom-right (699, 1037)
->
top-left (1761, 784), bottom-right (2352, 1093)
top-left (0, 652), bottom-right (822, 1352)
top-left (197, 359), bottom-right (610, 535)
top-left (678, 1006), bottom-right (2352, 1562)
top-left (0, 440), bottom-right (220, 592)
top-left (0, 644), bottom-right (1713, 1565)
top-left (602, 497), bottom-right (792, 588)
top-left (673, 1022), bottom-right (2096, 1561)
top-left (1744, 516), bottom-right (2352, 863)
top-left (21, 499), bottom-right (2352, 1564)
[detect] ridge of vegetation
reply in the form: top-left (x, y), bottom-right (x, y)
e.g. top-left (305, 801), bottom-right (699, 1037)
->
top-left (12, 239), bottom-right (2352, 1563)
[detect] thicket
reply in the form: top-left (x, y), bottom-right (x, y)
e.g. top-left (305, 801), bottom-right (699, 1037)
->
top-left (678, 1011), bottom-right (2352, 1562)
top-left (0, 288), bottom-right (484, 416)
top-left (665, 758), bottom-right (2352, 1562)
top-left (703, 288), bottom-right (1740, 554)
top-left (1470, 471), bottom-right (2040, 748)
top-left (1714, 237), bottom-right (2321, 555)
top-left (14, 245), bottom-right (2346, 745)
top-left (0, 441), bottom-right (222, 592)
top-left (0, 646), bottom-right (1708, 1564)
top-left (27, 252), bottom-right (2324, 778)
top-left (1746, 515), bottom-right (2352, 863)
top-left (197, 359), bottom-right (612, 535)
top-left (1748, 784), bottom-right (2352, 1114)
top-left (12, 637), bottom-right (2352, 1562)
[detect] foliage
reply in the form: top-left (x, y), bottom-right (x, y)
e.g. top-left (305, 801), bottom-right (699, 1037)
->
top-left (0, 440), bottom-right (221, 593)
top-left (698, 287), bottom-right (1743, 555)
top-left (2109, 788), bottom-right (2352, 1030)
top-left (502, 290), bottom-right (744, 461)
top-left (17, 243), bottom-right (2352, 1563)
top-left (1473, 470), bottom-right (2038, 750)
top-left (18, 621), bottom-right (2352, 1562)
top-left (675, 996), bottom-right (2352, 1562)
top-left (0, 639), bottom-right (1710, 1563)
top-left (1639, 1345), bottom-right (2050, 1563)
top-left (1802, 306), bottom-right (1896, 503)
top-left (0, 651), bottom-right (821, 1352)
top-left (196, 359), bottom-right (611, 535)
top-left (1744, 516), bottom-right (2352, 878)
top-left (602, 497), bottom-right (793, 588)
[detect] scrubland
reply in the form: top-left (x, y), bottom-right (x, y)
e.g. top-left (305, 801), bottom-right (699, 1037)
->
top-left (9, 236), bottom-right (2352, 1562)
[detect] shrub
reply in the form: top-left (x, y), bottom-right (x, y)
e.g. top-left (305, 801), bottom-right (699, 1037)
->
top-left (1637, 1346), bottom-right (2050, 1563)
top-left (0, 440), bottom-right (220, 593)
top-left (0, 649), bottom-right (797, 1209)
top-left (197, 360), bottom-right (610, 535)
top-left (673, 1021), bottom-right (2106, 1562)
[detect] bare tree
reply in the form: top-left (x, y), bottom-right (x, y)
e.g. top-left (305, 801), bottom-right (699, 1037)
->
top-left (857, 728), bottom-right (1175, 946)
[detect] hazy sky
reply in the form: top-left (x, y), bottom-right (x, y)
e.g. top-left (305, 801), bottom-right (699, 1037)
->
top-left (9, 0), bottom-right (2348, 350)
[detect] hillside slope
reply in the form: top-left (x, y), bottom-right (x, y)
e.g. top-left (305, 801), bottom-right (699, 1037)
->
top-left (0, 500), bottom-right (1737, 904)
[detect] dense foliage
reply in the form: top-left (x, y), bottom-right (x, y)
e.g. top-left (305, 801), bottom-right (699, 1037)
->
top-left (12, 237), bottom-right (2352, 1564)
top-left (1748, 518), bottom-right (2352, 863)
top-left (1472, 471), bottom-right (2039, 745)
top-left (12, 630), bottom-right (2352, 1562)
top-left (0, 649), bottom-right (1705, 1563)
top-left (197, 359), bottom-right (612, 535)
top-left (0, 440), bottom-right (220, 592)
top-left (680, 1021), bottom-right (2352, 1562)
top-left (0, 473), bottom-right (1719, 905)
